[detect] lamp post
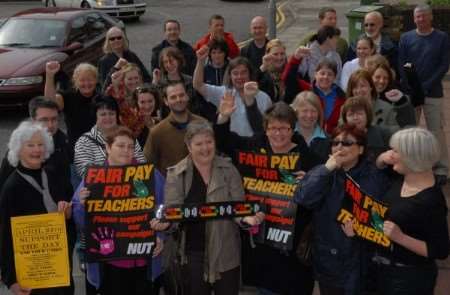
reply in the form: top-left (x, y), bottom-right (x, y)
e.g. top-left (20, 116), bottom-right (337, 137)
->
top-left (268, 0), bottom-right (277, 39)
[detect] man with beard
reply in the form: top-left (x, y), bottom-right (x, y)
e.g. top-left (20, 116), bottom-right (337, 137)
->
top-left (347, 11), bottom-right (397, 71)
top-left (143, 81), bottom-right (205, 176)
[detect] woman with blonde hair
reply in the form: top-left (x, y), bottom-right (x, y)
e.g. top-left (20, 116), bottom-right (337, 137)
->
top-left (375, 128), bottom-right (449, 295)
top-left (44, 61), bottom-right (99, 186)
top-left (258, 39), bottom-right (288, 102)
top-left (291, 91), bottom-right (329, 162)
top-left (98, 26), bottom-right (151, 87)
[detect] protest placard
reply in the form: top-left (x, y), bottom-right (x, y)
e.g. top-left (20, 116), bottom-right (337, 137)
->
top-left (11, 212), bottom-right (70, 289)
top-left (336, 175), bottom-right (391, 247)
top-left (84, 163), bottom-right (156, 261)
top-left (236, 151), bottom-right (300, 250)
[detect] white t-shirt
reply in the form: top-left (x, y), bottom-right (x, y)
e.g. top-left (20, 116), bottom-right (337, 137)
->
top-left (204, 84), bottom-right (272, 136)
top-left (340, 58), bottom-right (361, 91)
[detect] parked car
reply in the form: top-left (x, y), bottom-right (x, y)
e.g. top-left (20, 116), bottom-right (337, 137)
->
top-left (0, 8), bottom-right (124, 107)
top-left (43, 0), bottom-right (146, 20)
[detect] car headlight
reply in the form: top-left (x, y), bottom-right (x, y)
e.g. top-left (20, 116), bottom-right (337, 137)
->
top-left (96, 0), bottom-right (114, 6)
top-left (3, 76), bottom-right (43, 86)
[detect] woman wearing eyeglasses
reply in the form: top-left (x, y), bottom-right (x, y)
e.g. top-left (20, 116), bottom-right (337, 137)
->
top-left (215, 99), bottom-right (320, 295)
top-left (294, 124), bottom-right (390, 295)
top-left (98, 26), bottom-right (151, 88)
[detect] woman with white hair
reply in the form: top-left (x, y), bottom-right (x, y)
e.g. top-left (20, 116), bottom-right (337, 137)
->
top-left (0, 121), bottom-right (75, 295)
top-left (375, 127), bottom-right (449, 295)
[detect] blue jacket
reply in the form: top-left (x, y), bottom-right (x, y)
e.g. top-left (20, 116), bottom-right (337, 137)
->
top-left (72, 168), bottom-right (165, 289)
top-left (294, 159), bottom-right (389, 294)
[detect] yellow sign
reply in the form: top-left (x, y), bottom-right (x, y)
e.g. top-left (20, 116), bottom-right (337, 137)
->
top-left (11, 212), bottom-right (70, 289)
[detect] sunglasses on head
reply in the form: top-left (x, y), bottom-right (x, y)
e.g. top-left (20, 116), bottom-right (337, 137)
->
top-left (331, 140), bottom-right (358, 147)
top-left (109, 36), bottom-right (123, 41)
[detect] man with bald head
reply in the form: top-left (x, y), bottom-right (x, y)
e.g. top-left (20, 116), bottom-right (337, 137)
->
top-left (347, 11), bottom-right (397, 69)
top-left (241, 16), bottom-right (269, 69)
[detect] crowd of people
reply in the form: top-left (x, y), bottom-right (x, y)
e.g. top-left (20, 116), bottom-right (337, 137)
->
top-left (0, 3), bottom-right (449, 295)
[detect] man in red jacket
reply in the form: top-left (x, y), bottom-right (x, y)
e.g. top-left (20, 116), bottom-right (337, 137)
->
top-left (195, 14), bottom-right (240, 58)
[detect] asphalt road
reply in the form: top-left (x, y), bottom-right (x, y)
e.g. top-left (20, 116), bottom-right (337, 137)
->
top-left (0, 0), bottom-right (271, 157)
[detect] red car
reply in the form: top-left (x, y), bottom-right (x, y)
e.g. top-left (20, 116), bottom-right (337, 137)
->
top-left (0, 8), bottom-right (124, 107)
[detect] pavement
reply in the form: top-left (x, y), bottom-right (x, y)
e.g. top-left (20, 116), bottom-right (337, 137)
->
top-left (1, 0), bottom-right (449, 294)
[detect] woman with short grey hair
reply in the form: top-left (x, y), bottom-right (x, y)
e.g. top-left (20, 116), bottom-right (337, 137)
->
top-left (152, 120), bottom-right (264, 295)
top-left (375, 127), bottom-right (449, 295)
top-left (0, 121), bottom-right (75, 295)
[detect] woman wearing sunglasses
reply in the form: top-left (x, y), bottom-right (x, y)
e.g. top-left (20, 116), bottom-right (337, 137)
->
top-left (98, 26), bottom-right (151, 88)
top-left (294, 124), bottom-right (390, 295)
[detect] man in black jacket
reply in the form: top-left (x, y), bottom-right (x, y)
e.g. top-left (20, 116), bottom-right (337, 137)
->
top-left (0, 97), bottom-right (72, 195)
top-left (151, 19), bottom-right (197, 75)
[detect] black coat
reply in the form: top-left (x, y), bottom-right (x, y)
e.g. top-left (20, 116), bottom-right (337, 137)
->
top-left (0, 165), bottom-right (75, 292)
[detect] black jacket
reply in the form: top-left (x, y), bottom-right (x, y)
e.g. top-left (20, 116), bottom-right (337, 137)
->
top-left (98, 50), bottom-right (151, 88)
top-left (0, 165), bottom-right (75, 290)
top-left (0, 129), bottom-right (72, 196)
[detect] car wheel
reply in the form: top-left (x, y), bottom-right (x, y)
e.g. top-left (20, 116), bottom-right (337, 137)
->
top-left (81, 1), bottom-right (91, 9)
top-left (45, 0), bottom-right (56, 7)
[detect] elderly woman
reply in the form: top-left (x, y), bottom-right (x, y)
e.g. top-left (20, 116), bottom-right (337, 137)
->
top-left (294, 124), bottom-right (390, 295)
top-left (98, 26), bottom-right (151, 87)
top-left (291, 91), bottom-right (329, 162)
top-left (375, 128), bottom-right (449, 295)
top-left (215, 99), bottom-right (319, 295)
top-left (0, 121), bottom-right (74, 295)
top-left (72, 126), bottom-right (164, 295)
top-left (258, 39), bottom-right (288, 102)
top-left (341, 96), bottom-right (392, 163)
top-left (152, 121), bottom-right (263, 295)
top-left (194, 47), bottom-right (272, 137)
top-left (73, 96), bottom-right (145, 178)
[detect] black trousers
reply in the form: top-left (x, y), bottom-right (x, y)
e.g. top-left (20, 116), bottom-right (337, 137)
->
top-left (182, 252), bottom-right (240, 295)
top-left (100, 264), bottom-right (153, 295)
top-left (377, 263), bottom-right (437, 295)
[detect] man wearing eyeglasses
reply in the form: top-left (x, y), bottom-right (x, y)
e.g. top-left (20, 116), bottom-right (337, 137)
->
top-left (347, 11), bottom-right (397, 70)
top-left (0, 97), bottom-right (72, 194)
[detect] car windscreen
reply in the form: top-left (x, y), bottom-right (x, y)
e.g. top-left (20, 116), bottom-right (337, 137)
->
top-left (0, 18), bottom-right (67, 48)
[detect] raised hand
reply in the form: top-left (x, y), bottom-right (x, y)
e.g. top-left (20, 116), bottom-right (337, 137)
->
top-left (294, 46), bottom-right (311, 60)
top-left (111, 70), bottom-right (124, 86)
top-left (196, 45), bottom-right (209, 62)
top-left (45, 61), bottom-right (60, 76)
top-left (218, 90), bottom-right (236, 117)
top-left (89, 227), bottom-right (115, 256)
top-left (325, 150), bottom-right (344, 171)
top-left (385, 89), bottom-right (403, 103)
top-left (261, 53), bottom-right (275, 72)
top-left (243, 81), bottom-right (259, 105)
top-left (114, 57), bottom-right (128, 70)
